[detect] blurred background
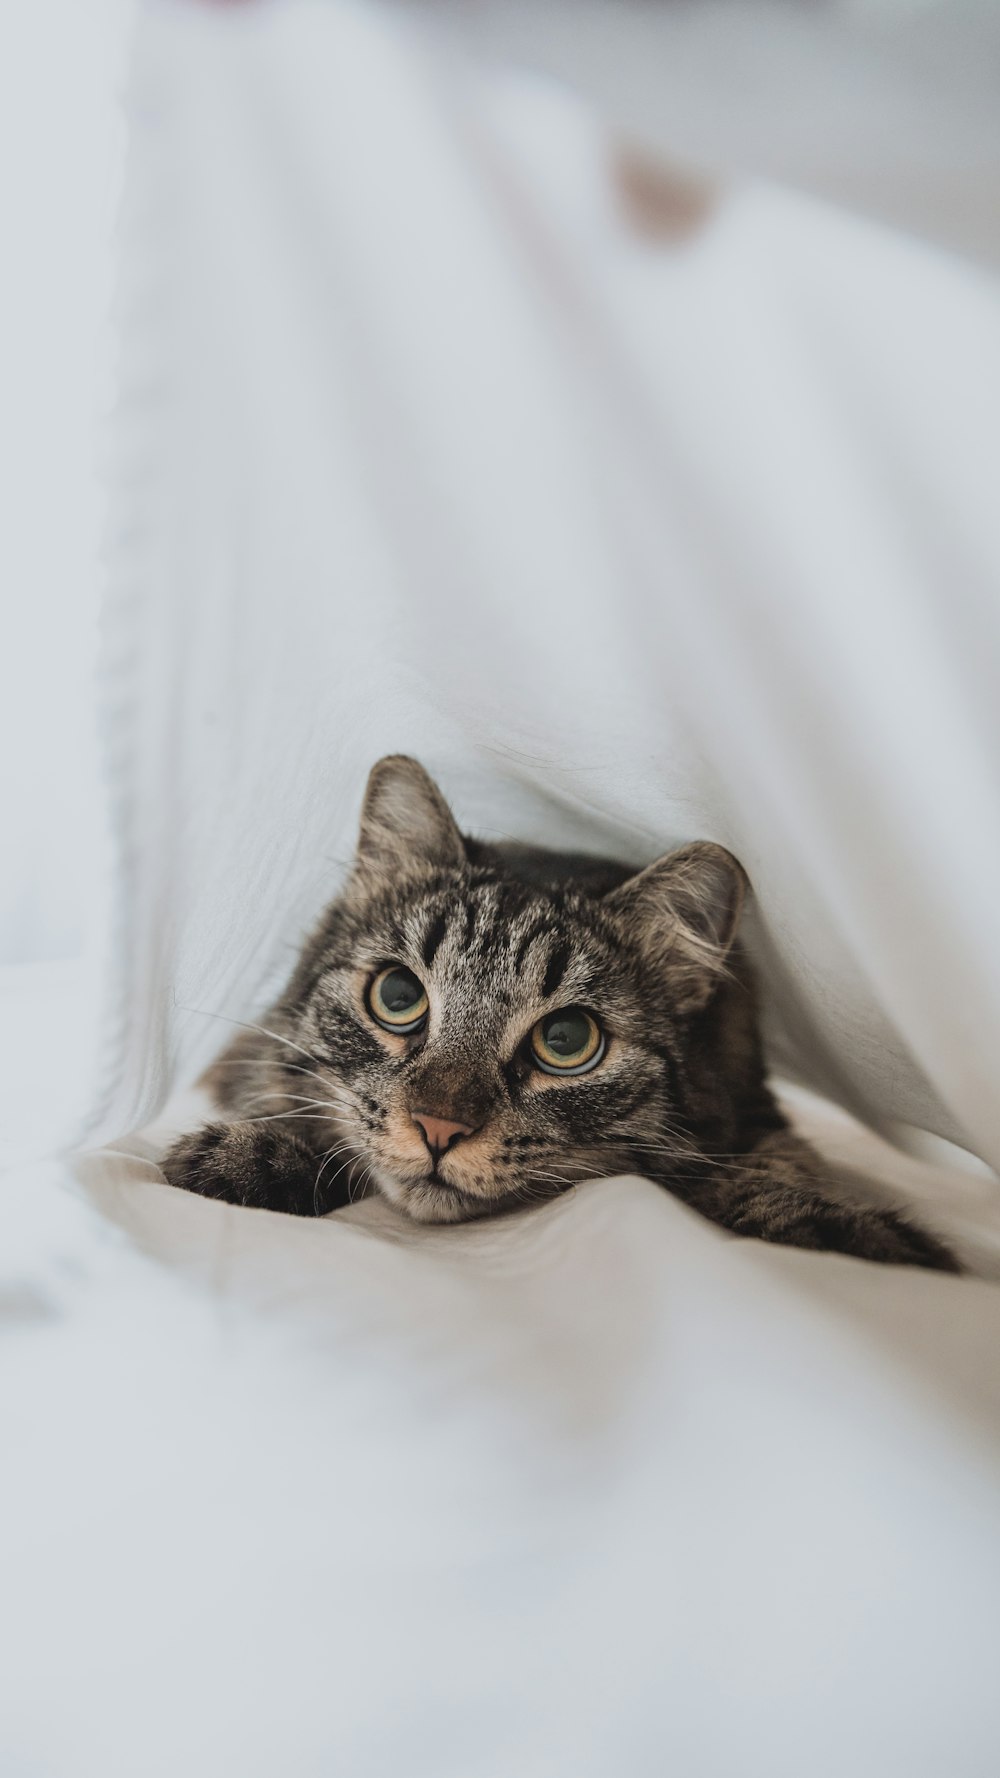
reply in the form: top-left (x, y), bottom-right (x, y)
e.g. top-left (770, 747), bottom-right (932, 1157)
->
top-left (0, 0), bottom-right (127, 1155)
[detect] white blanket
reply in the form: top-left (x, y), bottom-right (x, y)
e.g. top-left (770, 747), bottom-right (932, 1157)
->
top-left (2, 1099), bottom-right (1000, 1776)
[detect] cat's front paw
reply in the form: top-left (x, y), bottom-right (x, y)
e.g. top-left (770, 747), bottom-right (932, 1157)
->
top-left (729, 1188), bottom-right (961, 1273)
top-left (161, 1120), bottom-right (321, 1216)
top-left (851, 1206), bottom-right (961, 1274)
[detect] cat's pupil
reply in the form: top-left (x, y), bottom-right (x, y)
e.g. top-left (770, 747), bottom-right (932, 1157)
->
top-left (381, 968), bottom-right (422, 1012)
top-left (542, 1011), bottom-right (591, 1058)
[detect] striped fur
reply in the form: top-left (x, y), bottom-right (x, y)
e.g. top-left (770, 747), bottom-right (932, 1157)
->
top-left (163, 759), bottom-right (958, 1271)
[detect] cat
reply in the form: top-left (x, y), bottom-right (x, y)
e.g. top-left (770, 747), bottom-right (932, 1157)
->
top-left (163, 755), bottom-right (959, 1271)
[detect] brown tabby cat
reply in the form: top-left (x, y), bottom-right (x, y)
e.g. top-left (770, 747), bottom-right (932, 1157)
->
top-left (163, 756), bottom-right (958, 1270)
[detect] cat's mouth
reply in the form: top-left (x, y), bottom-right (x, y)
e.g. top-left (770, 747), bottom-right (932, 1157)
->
top-left (369, 1158), bottom-right (496, 1224)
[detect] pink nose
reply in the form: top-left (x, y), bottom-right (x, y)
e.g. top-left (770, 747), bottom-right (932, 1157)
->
top-left (411, 1113), bottom-right (476, 1157)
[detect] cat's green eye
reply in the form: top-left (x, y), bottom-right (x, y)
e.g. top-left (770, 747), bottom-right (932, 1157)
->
top-left (368, 965), bottom-right (429, 1035)
top-left (530, 1008), bottom-right (604, 1076)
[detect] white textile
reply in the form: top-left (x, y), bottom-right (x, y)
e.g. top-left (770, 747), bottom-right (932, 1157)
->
top-left (85, 0), bottom-right (1000, 1182)
top-left (2, 1104), bottom-right (1000, 1777)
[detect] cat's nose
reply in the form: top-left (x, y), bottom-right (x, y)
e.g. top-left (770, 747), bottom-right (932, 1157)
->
top-left (411, 1112), bottom-right (476, 1158)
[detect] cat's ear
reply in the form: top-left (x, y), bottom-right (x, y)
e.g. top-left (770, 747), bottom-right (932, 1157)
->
top-left (605, 842), bottom-right (747, 1012)
top-left (354, 756), bottom-right (466, 880)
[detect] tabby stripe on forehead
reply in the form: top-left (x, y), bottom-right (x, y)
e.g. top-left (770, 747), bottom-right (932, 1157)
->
top-left (421, 909), bottom-right (449, 969)
top-left (541, 939), bottom-right (571, 999)
top-left (386, 922), bottom-right (409, 957)
top-left (462, 900), bottom-right (478, 951)
top-left (513, 918), bottom-right (549, 974)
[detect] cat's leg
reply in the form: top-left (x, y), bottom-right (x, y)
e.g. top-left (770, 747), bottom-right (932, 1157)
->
top-left (161, 1120), bottom-right (350, 1217)
top-left (689, 1130), bottom-right (960, 1272)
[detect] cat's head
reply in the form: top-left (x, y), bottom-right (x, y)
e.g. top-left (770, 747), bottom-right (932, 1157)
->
top-left (293, 757), bottom-right (747, 1223)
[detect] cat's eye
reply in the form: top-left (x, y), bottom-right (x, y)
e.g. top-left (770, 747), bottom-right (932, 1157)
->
top-left (530, 1008), bottom-right (604, 1076)
top-left (368, 965), bottom-right (429, 1035)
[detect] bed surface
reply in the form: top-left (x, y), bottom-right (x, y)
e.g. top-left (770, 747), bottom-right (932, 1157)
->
top-left (3, 1091), bottom-right (999, 1777)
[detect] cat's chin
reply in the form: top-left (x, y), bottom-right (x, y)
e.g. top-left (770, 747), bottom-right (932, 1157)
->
top-left (369, 1164), bottom-right (493, 1225)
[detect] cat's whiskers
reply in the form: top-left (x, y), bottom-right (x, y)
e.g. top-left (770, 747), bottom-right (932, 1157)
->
top-left (176, 1005), bottom-right (332, 1073)
top-left (315, 1136), bottom-right (363, 1178)
top-left (511, 1175), bottom-right (578, 1207)
top-left (242, 1090), bottom-right (352, 1119)
top-left (314, 1150), bottom-right (351, 1215)
top-left (210, 1057), bottom-right (339, 1093)
top-left (237, 1110), bottom-right (342, 1127)
top-left (206, 1061), bottom-right (345, 1107)
top-left (349, 1159), bottom-right (378, 1207)
top-left (516, 1167), bottom-right (580, 1195)
top-left (314, 1138), bottom-right (367, 1208)
top-left (625, 1140), bottom-right (768, 1174)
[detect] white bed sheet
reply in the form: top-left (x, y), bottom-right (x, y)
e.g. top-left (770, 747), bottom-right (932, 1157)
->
top-left (2, 1096), bottom-right (1000, 1777)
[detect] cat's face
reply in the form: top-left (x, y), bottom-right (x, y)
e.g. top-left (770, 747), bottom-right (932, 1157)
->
top-left (289, 758), bottom-right (745, 1223)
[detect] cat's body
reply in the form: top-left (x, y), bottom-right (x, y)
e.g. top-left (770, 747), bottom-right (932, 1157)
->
top-left (164, 758), bottom-right (958, 1272)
